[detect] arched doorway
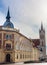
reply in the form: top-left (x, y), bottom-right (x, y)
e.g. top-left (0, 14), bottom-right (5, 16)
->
top-left (6, 54), bottom-right (10, 62)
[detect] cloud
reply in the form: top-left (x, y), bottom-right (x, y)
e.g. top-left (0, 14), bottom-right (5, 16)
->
top-left (14, 21), bottom-right (39, 39)
top-left (1, 0), bottom-right (40, 38)
top-left (2, 0), bottom-right (47, 39)
top-left (0, 11), bottom-right (5, 25)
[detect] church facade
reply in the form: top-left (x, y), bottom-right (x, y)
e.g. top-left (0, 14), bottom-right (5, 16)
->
top-left (32, 23), bottom-right (46, 61)
top-left (0, 9), bottom-right (46, 63)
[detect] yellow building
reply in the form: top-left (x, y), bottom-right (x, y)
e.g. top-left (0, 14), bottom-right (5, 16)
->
top-left (0, 9), bottom-right (40, 63)
top-left (31, 47), bottom-right (40, 62)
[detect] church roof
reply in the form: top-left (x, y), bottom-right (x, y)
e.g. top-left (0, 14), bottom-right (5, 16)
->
top-left (3, 21), bottom-right (14, 28)
top-left (32, 39), bottom-right (40, 47)
top-left (3, 8), bottom-right (14, 28)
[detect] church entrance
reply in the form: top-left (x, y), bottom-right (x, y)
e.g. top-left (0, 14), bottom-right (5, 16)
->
top-left (6, 54), bottom-right (10, 62)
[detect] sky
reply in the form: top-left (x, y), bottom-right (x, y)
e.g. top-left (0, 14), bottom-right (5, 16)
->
top-left (0, 0), bottom-right (47, 52)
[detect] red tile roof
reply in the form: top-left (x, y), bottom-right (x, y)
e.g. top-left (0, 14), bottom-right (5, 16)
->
top-left (32, 39), bottom-right (40, 47)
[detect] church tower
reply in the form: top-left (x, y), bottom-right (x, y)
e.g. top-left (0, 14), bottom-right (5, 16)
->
top-left (39, 22), bottom-right (46, 59)
top-left (3, 8), bottom-right (14, 28)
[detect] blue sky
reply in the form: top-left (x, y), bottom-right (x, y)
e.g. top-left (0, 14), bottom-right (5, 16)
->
top-left (0, 0), bottom-right (47, 53)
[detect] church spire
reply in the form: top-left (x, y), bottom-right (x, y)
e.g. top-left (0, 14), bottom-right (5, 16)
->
top-left (6, 7), bottom-right (11, 20)
top-left (41, 22), bottom-right (43, 30)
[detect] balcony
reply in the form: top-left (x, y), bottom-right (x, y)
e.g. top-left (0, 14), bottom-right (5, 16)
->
top-left (4, 46), bottom-right (14, 51)
top-left (3, 44), bottom-right (14, 51)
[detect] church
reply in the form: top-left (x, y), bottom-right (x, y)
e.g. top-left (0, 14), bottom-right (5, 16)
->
top-left (0, 8), bottom-right (46, 63)
top-left (32, 23), bottom-right (46, 61)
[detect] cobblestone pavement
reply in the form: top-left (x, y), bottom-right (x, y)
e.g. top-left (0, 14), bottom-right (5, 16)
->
top-left (1, 62), bottom-right (47, 65)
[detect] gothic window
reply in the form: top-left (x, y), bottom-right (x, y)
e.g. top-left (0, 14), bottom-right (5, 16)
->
top-left (40, 48), bottom-right (43, 52)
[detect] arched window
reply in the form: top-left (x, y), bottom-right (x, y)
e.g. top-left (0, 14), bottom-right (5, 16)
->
top-left (6, 44), bottom-right (11, 50)
top-left (17, 54), bottom-right (18, 59)
top-left (6, 35), bottom-right (8, 39)
top-left (25, 55), bottom-right (26, 58)
top-left (6, 34), bottom-right (11, 40)
top-left (23, 54), bottom-right (24, 59)
top-left (20, 54), bottom-right (22, 59)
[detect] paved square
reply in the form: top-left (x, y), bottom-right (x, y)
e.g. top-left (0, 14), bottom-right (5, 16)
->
top-left (1, 63), bottom-right (47, 65)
